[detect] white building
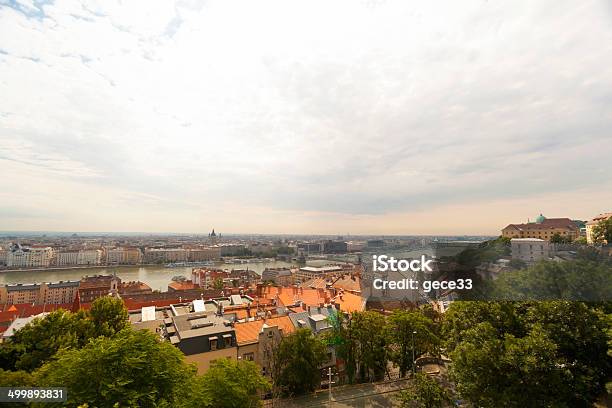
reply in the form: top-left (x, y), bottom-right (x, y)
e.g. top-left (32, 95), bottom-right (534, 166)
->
top-left (77, 249), bottom-right (102, 265)
top-left (6, 245), bottom-right (54, 268)
top-left (511, 238), bottom-right (551, 263)
top-left (56, 251), bottom-right (79, 266)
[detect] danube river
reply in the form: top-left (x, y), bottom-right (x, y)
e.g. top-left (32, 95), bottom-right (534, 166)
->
top-left (0, 260), bottom-right (296, 291)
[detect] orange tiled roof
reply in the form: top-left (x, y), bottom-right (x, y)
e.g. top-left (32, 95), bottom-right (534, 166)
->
top-left (168, 281), bottom-right (197, 291)
top-left (234, 315), bottom-right (295, 345)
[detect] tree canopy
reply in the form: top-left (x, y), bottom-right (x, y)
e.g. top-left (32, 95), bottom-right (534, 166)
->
top-left (272, 328), bottom-right (327, 396)
top-left (36, 329), bottom-right (196, 408)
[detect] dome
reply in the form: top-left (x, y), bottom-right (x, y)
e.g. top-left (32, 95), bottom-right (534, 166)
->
top-left (535, 214), bottom-right (546, 224)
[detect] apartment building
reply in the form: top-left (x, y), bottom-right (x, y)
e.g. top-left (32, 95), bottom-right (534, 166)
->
top-left (187, 247), bottom-right (221, 262)
top-left (42, 281), bottom-right (80, 304)
top-left (0, 280), bottom-right (80, 305)
top-left (168, 305), bottom-right (237, 374)
top-left (234, 316), bottom-right (295, 377)
top-left (6, 244), bottom-right (54, 268)
top-left (77, 249), bottom-right (102, 265)
top-left (0, 247), bottom-right (7, 266)
top-left (144, 248), bottom-right (188, 263)
top-left (56, 251), bottom-right (79, 266)
top-left (106, 248), bottom-right (142, 265)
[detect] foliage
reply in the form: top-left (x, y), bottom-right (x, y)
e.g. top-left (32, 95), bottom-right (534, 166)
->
top-left (455, 237), bottom-right (510, 269)
top-left (213, 277), bottom-right (225, 290)
top-left (350, 311), bottom-right (388, 382)
top-left (8, 309), bottom-right (94, 371)
top-left (592, 217), bottom-right (612, 244)
top-left (272, 328), bottom-right (327, 396)
top-left (490, 260), bottom-right (612, 301)
top-left (396, 373), bottom-right (451, 408)
top-left (198, 358), bottom-right (270, 408)
top-left (443, 301), bottom-right (611, 407)
top-left (550, 233), bottom-right (571, 244)
top-left (89, 296), bottom-right (129, 337)
top-left (386, 310), bottom-right (440, 377)
top-left (36, 329), bottom-right (196, 408)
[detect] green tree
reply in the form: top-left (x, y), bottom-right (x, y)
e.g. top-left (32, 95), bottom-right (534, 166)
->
top-left (396, 373), bottom-right (451, 408)
top-left (89, 296), bottom-right (129, 337)
top-left (8, 309), bottom-right (94, 371)
top-left (592, 217), bottom-right (612, 244)
top-left (386, 310), bottom-right (440, 377)
top-left (550, 233), bottom-right (570, 244)
top-left (450, 322), bottom-right (563, 407)
top-left (36, 329), bottom-right (196, 408)
top-left (198, 358), bottom-right (270, 408)
top-left (213, 277), bottom-right (225, 290)
top-left (350, 311), bottom-right (388, 382)
top-left (443, 301), bottom-right (611, 407)
top-left (272, 328), bottom-right (327, 396)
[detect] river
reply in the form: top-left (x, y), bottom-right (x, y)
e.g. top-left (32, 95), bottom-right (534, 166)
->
top-left (0, 260), bottom-right (296, 291)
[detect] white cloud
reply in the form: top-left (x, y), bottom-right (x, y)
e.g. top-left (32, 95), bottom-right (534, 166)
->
top-left (1, 0), bottom-right (611, 233)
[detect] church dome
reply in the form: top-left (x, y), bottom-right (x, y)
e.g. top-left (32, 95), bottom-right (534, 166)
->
top-left (535, 214), bottom-right (546, 224)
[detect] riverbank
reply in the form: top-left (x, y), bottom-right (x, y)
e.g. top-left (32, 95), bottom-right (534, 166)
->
top-left (0, 264), bottom-right (162, 273)
top-left (0, 260), bottom-right (297, 291)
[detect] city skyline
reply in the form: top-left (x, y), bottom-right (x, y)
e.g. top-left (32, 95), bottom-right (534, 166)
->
top-left (2, 0), bottom-right (612, 235)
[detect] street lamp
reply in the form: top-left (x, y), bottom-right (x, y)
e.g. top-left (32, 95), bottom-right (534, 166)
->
top-left (411, 330), bottom-right (417, 375)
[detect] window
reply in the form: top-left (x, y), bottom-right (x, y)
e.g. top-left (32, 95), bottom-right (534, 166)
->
top-left (243, 352), bottom-right (254, 361)
top-left (209, 338), bottom-right (218, 351)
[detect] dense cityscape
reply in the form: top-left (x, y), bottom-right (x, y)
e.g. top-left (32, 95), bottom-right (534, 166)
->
top-left (0, 211), bottom-right (610, 406)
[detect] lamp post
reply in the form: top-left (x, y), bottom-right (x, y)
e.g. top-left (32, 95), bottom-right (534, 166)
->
top-left (412, 330), bottom-right (417, 375)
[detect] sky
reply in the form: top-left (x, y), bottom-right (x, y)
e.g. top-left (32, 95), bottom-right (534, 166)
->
top-left (1, 0), bottom-right (611, 235)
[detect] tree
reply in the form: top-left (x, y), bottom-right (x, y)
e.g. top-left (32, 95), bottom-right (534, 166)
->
top-left (272, 328), bottom-right (327, 396)
top-left (213, 277), bottom-right (225, 290)
top-left (592, 217), bottom-right (612, 245)
top-left (198, 358), bottom-right (270, 408)
top-left (443, 301), bottom-right (611, 407)
top-left (36, 329), bottom-right (196, 407)
top-left (450, 322), bottom-right (563, 407)
top-left (396, 373), bottom-right (451, 408)
top-left (88, 296), bottom-right (129, 337)
top-left (8, 309), bottom-right (94, 371)
top-left (386, 310), bottom-right (440, 377)
top-left (350, 311), bottom-right (388, 382)
top-left (550, 233), bottom-right (570, 244)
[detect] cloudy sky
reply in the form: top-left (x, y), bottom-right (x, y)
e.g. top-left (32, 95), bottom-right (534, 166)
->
top-left (1, 0), bottom-right (611, 235)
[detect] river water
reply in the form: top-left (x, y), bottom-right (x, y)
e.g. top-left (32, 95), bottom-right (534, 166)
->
top-left (0, 260), bottom-right (296, 291)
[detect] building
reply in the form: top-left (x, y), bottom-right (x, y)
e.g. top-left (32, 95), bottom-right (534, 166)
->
top-left (144, 248), bottom-right (188, 263)
top-left (77, 249), bottom-right (102, 265)
top-left (219, 244), bottom-right (247, 257)
top-left (322, 240), bottom-right (348, 254)
top-left (0, 280), bottom-right (80, 305)
top-left (0, 247), bottom-right (6, 266)
top-left (168, 306), bottom-right (236, 373)
top-left (261, 268), bottom-right (294, 285)
top-left (234, 315), bottom-right (295, 376)
top-left (78, 275), bottom-right (120, 303)
top-left (294, 265), bottom-right (344, 283)
top-left (187, 247), bottom-right (221, 262)
top-left (511, 238), bottom-right (552, 263)
top-left (502, 214), bottom-right (579, 241)
top-left (106, 248), bottom-right (142, 265)
top-left (55, 251), bottom-right (79, 267)
top-left (586, 212), bottom-right (612, 244)
top-left (6, 244), bottom-right (54, 268)
top-left (42, 281), bottom-right (80, 304)
top-left (118, 281), bottom-right (152, 296)
top-left (1, 283), bottom-right (41, 305)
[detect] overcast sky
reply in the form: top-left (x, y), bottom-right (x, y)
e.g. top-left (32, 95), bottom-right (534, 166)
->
top-left (1, 0), bottom-right (611, 235)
